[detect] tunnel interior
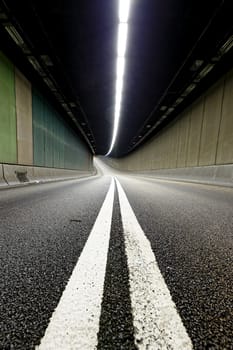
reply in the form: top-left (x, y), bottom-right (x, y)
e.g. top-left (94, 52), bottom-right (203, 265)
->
top-left (0, 0), bottom-right (232, 158)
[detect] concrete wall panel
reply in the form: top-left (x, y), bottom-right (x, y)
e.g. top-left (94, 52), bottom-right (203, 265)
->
top-left (161, 129), bottom-right (170, 169)
top-left (15, 69), bottom-right (33, 165)
top-left (169, 123), bottom-right (179, 169)
top-left (32, 89), bottom-right (91, 170)
top-left (176, 112), bottom-right (190, 168)
top-left (33, 91), bottom-right (45, 166)
top-left (152, 141), bottom-right (157, 169)
top-left (0, 52), bottom-right (17, 163)
top-left (216, 71), bottom-right (233, 164)
top-left (0, 52), bottom-right (92, 170)
top-left (107, 67), bottom-right (233, 173)
top-left (199, 81), bottom-right (224, 165)
top-left (186, 98), bottom-right (204, 167)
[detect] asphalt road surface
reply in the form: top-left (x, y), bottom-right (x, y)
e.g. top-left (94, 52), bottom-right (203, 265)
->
top-left (0, 162), bottom-right (233, 349)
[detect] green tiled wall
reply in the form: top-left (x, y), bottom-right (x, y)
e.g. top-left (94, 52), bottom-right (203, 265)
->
top-left (0, 52), bottom-right (17, 163)
top-left (32, 89), bottom-right (91, 170)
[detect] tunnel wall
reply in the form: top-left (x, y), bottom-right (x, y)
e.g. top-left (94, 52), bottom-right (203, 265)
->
top-left (32, 89), bottom-right (91, 170)
top-left (15, 68), bottom-right (33, 165)
top-left (108, 67), bottom-right (233, 174)
top-left (0, 51), bottom-right (93, 174)
top-left (0, 52), bottom-right (17, 164)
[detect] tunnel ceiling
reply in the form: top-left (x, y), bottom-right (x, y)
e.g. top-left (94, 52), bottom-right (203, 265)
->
top-left (0, 0), bottom-right (233, 157)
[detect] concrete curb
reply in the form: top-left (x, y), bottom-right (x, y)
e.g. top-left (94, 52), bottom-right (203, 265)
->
top-left (135, 164), bottom-right (233, 188)
top-left (0, 163), bottom-right (96, 189)
top-left (30, 166), bottom-right (93, 183)
top-left (3, 164), bottom-right (30, 185)
top-left (0, 164), bottom-right (7, 186)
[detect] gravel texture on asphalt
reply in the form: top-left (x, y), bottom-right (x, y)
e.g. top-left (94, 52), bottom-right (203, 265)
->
top-left (1, 171), bottom-right (233, 349)
top-left (119, 176), bottom-right (233, 350)
top-left (97, 187), bottom-right (136, 350)
top-left (0, 176), bottom-right (111, 350)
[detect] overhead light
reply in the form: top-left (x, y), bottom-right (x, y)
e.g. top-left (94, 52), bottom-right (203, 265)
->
top-left (62, 103), bottom-right (71, 113)
top-left (4, 25), bottom-right (24, 46)
top-left (4, 23), bottom-right (31, 54)
top-left (146, 124), bottom-right (151, 128)
top-left (21, 45), bottom-right (31, 55)
top-left (174, 97), bottom-right (184, 105)
top-left (167, 107), bottom-right (174, 114)
top-left (117, 56), bottom-right (125, 79)
top-left (182, 83), bottom-right (196, 97)
top-left (195, 63), bottom-right (214, 81)
top-left (70, 102), bottom-right (76, 108)
top-left (43, 77), bottom-right (56, 91)
top-left (190, 59), bottom-right (204, 72)
top-left (117, 23), bottom-right (128, 57)
top-left (219, 35), bottom-right (233, 55)
top-left (119, 0), bottom-right (130, 22)
top-left (160, 105), bottom-right (167, 111)
top-left (211, 56), bottom-right (220, 63)
top-left (115, 77), bottom-right (123, 102)
top-left (0, 11), bottom-right (8, 20)
top-left (106, 0), bottom-right (132, 156)
top-left (54, 92), bottom-right (64, 102)
top-left (211, 35), bottom-right (233, 61)
top-left (28, 56), bottom-right (45, 77)
top-left (155, 120), bottom-right (162, 127)
top-left (40, 55), bottom-right (53, 67)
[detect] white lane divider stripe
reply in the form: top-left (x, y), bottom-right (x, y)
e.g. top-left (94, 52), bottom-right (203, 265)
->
top-left (115, 178), bottom-right (193, 350)
top-left (37, 178), bottom-right (115, 350)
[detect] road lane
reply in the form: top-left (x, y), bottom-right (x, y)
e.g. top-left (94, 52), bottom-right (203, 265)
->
top-left (37, 178), bottom-right (115, 350)
top-left (118, 175), bottom-right (233, 349)
top-left (97, 183), bottom-right (136, 350)
top-left (0, 176), bottom-right (111, 350)
top-left (116, 178), bottom-right (192, 349)
top-left (1, 167), bottom-right (233, 349)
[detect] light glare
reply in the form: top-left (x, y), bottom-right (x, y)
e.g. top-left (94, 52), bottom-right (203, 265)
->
top-left (106, 0), bottom-right (131, 156)
top-left (117, 56), bottom-right (125, 79)
top-left (119, 0), bottom-right (131, 22)
top-left (117, 23), bottom-right (128, 57)
top-left (116, 77), bottom-right (123, 95)
top-left (115, 94), bottom-right (122, 108)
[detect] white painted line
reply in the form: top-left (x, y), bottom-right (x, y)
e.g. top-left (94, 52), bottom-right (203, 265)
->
top-left (115, 178), bottom-right (193, 350)
top-left (37, 178), bottom-right (115, 350)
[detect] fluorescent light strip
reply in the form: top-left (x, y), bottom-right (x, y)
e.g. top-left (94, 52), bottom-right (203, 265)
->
top-left (117, 23), bottom-right (128, 57)
top-left (4, 25), bottom-right (24, 46)
top-left (119, 0), bottom-right (130, 22)
top-left (106, 0), bottom-right (131, 155)
top-left (117, 56), bottom-right (125, 79)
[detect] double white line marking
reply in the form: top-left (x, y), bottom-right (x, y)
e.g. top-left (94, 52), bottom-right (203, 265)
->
top-left (37, 177), bottom-right (193, 349)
